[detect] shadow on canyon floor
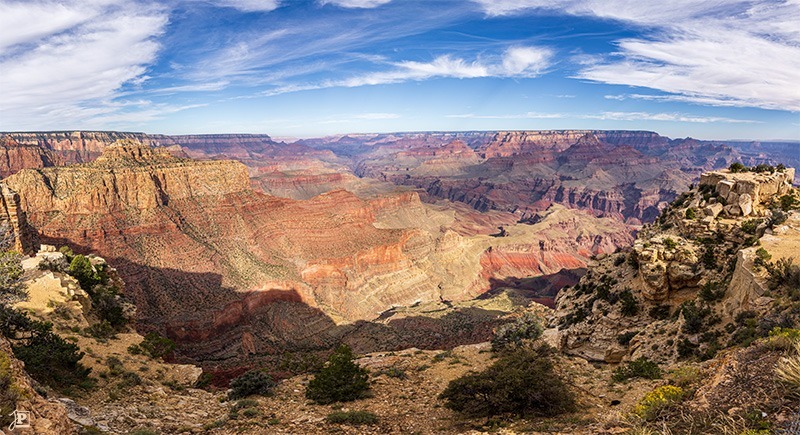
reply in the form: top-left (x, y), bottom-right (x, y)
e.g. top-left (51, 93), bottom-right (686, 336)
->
top-left (47, 238), bottom-right (510, 383)
top-left (480, 268), bottom-right (587, 308)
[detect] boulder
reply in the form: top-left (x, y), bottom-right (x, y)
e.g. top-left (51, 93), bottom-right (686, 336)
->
top-left (704, 203), bottom-right (724, 218)
top-left (717, 180), bottom-right (735, 198)
top-left (738, 193), bottom-right (753, 217)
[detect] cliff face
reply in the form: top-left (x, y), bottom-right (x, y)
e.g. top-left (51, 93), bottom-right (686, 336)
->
top-left (3, 140), bottom-right (634, 369)
top-left (550, 167), bottom-right (799, 363)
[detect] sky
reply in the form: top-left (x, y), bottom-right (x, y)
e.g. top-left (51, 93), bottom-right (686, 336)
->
top-left (0, 0), bottom-right (799, 140)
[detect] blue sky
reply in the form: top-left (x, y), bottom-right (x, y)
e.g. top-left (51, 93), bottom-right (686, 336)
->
top-left (1, 0), bottom-right (799, 140)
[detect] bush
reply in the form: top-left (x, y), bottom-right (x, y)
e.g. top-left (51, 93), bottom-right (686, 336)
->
top-left (68, 255), bottom-right (102, 292)
top-left (619, 289), bottom-right (639, 316)
top-left (439, 345), bottom-right (575, 418)
top-left (0, 352), bottom-right (21, 429)
top-left (754, 248), bottom-right (772, 270)
top-left (139, 332), bottom-right (175, 359)
top-left (633, 385), bottom-right (685, 420)
top-left (612, 357), bottom-right (661, 382)
top-left (0, 305), bottom-right (91, 392)
top-left (85, 320), bottom-right (117, 340)
top-left (766, 257), bottom-right (800, 292)
top-left (685, 208), bottom-right (696, 220)
top-left (740, 219), bottom-right (762, 235)
top-left (649, 305), bottom-right (671, 320)
top-left (617, 331), bottom-right (638, 346)
top-left (92, 285), bottom-right (127, 329)
top-left (663, 238), bottom-right (677, 250)
top-left (325, 410), bottom-right (379, 425)
top-left (13, 328), bottom-right (92, 392)
top-left (779, 194), bottom-right (798, 211)
top-left (491, 312), bottom-right (543, 352)
top-left (698, 281), bottom-right (725, 302)
top-left (680, 301), bottom-right (710, 334)
top-left (729, 162), bottom-right (746, 173)
top-left (306, 345), bottom-right (369, 404)
top-left (228, 370), bottom-right (275, 399)
top-left (0, 251), bottom-right (24, 302)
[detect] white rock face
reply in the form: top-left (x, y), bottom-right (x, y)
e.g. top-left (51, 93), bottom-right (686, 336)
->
top-left (738, 193), bottom-right (753, 217)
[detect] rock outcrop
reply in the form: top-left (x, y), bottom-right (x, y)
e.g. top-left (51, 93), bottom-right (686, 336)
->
top-left (551, 167), bottom-right (799, 363)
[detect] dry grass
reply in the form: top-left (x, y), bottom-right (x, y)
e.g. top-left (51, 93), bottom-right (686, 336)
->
top-left (776, 341), bottom-right (800, 390)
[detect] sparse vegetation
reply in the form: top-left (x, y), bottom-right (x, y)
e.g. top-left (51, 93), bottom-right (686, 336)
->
top-left (633, 385), bottom-right (684, 420)
top-left (306, 344), bottom-right (370, 404)
top-left (491, 312), bottom-right (543, 352)
top-left (728, 162), bottom-right (746, 173)
top-left (228, 370), bottom-right (275, 399)
top-left (139, 332), bottom-right (176, 359)
top-left (619, 289), bottom-right (639, 316)
top-left (0, 352), bottom-right (21, 429)
top-left (612, 357), bottom-right (661, 382)
top-left (0, 304), bottom-right (92, 392)
top-left (439, 345), bottom-right (575, 418)
top-left (325, 410), bottom-right (379, 425)
top-left (685, 208), bottom-right (696, 220)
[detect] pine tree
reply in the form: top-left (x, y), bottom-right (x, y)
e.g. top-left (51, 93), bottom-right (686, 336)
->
top-left (305, 344), bottom-right (369, 404)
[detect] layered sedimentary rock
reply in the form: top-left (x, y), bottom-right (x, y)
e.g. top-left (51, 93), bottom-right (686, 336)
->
top-left (5, 140), bottom-right (633, 369)
top-left (550, 167), bottom-right (799, 363)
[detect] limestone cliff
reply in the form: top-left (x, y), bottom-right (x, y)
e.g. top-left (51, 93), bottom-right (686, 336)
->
top-left (551, 166), bottom-right (799, 363)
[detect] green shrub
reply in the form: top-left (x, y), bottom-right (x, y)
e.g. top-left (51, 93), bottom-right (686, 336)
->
top-left (91, 285), bottom-right (127, 329)
top-left (13, 329), bottom-right (92, 392)
top-left (85, 320), bottom-right (116, 340)
top-left (685, 208), bottom-right (696, 220)
top-left (617, 331), bottom-right (639, 346)
top-left (754, 248), bottom-right (772, 270)
top-left (628, 251), bottom-right (640, 269)
top-left (648, 305), bottom-right (670, 320)
top-left (741, 219), bottom-right (762, 235)
top-left (0, 352), bottom-right (21, 429)
top-left (438, 345), bottom-right (575, 418)
top-left (68, 255), bottom-right (102, 292)
top-left (491, 312), bottom-right (543, 352)
top-left (663, 238), bottom-right (677, 250)
top-left (619, 289), bottom-right (639, 316)
top-left (729, 162), bottom-right (746, 173)
top-left (680, 301), bottom-right (710, 334)
top-left (228, 370), bottom-right (275, 400)
top-left (612, 358), bottom-right (661, 382)
top-left (139, 332), bottom-right (175, 359)
top-left (0, 251), bottom-right (24, 301)
top-left (779, 194), bottom-right (798, 211)
top-left (766, 257), bottom-right (800, 292)
top-left (698, 281), bottom-right (725, 302)
top-left (306, 345), bottom-right (369, 404)
top-left (325, 410), bottom-right (379, 425)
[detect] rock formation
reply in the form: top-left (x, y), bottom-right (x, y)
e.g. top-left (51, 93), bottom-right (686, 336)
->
top-left (551, 166), bottom-right (799, 363)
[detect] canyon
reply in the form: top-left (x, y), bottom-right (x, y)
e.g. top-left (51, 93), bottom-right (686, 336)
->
top-left (0, 130), bottom-right (788, 372)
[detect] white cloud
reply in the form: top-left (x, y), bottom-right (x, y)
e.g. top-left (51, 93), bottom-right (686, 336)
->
top-left (265, 46), bottom-right (553, 95)
top-left (586, 111), bottom-right (760, 124)
top-left (209, 0), bottom-right (280, 12)
top-left (319, 0), bottom-right (391, 8)
top-left (0, 1), bottom-right (170, 129)
top-left (448, 111), bottom-right (757, 124)
top-left (447, 112), bottom-right (566, 119)
top-left (472, 0), bottom-right (800, 112)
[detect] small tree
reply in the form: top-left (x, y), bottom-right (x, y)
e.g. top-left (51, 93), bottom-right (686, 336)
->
top-left (69, 255), bottom-right (101, 292)
top-left (140, 332), bottom-right (176, 359)
top-left (729, 162), bottom-right (746, 173)
top-left (306, 344), bottom-right (369, 404)
top-left (491, 312), bottom-right (543, 352)
top-left (439, 345), bottom-right (575, 417)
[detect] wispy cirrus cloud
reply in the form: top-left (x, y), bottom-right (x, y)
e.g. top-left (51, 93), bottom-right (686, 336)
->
top-left (448, 111), bottom-right (758, 124)
top-left (264, 46), bottom-right (553, 95)
top-left (207, 0), bottom-right (280, 12)
top-left (471, 0), bottom-right (800, 111)
top-left (319, 0), bottom-right (392, 8)
top-left (0, 0), bottom-right (174, 129)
